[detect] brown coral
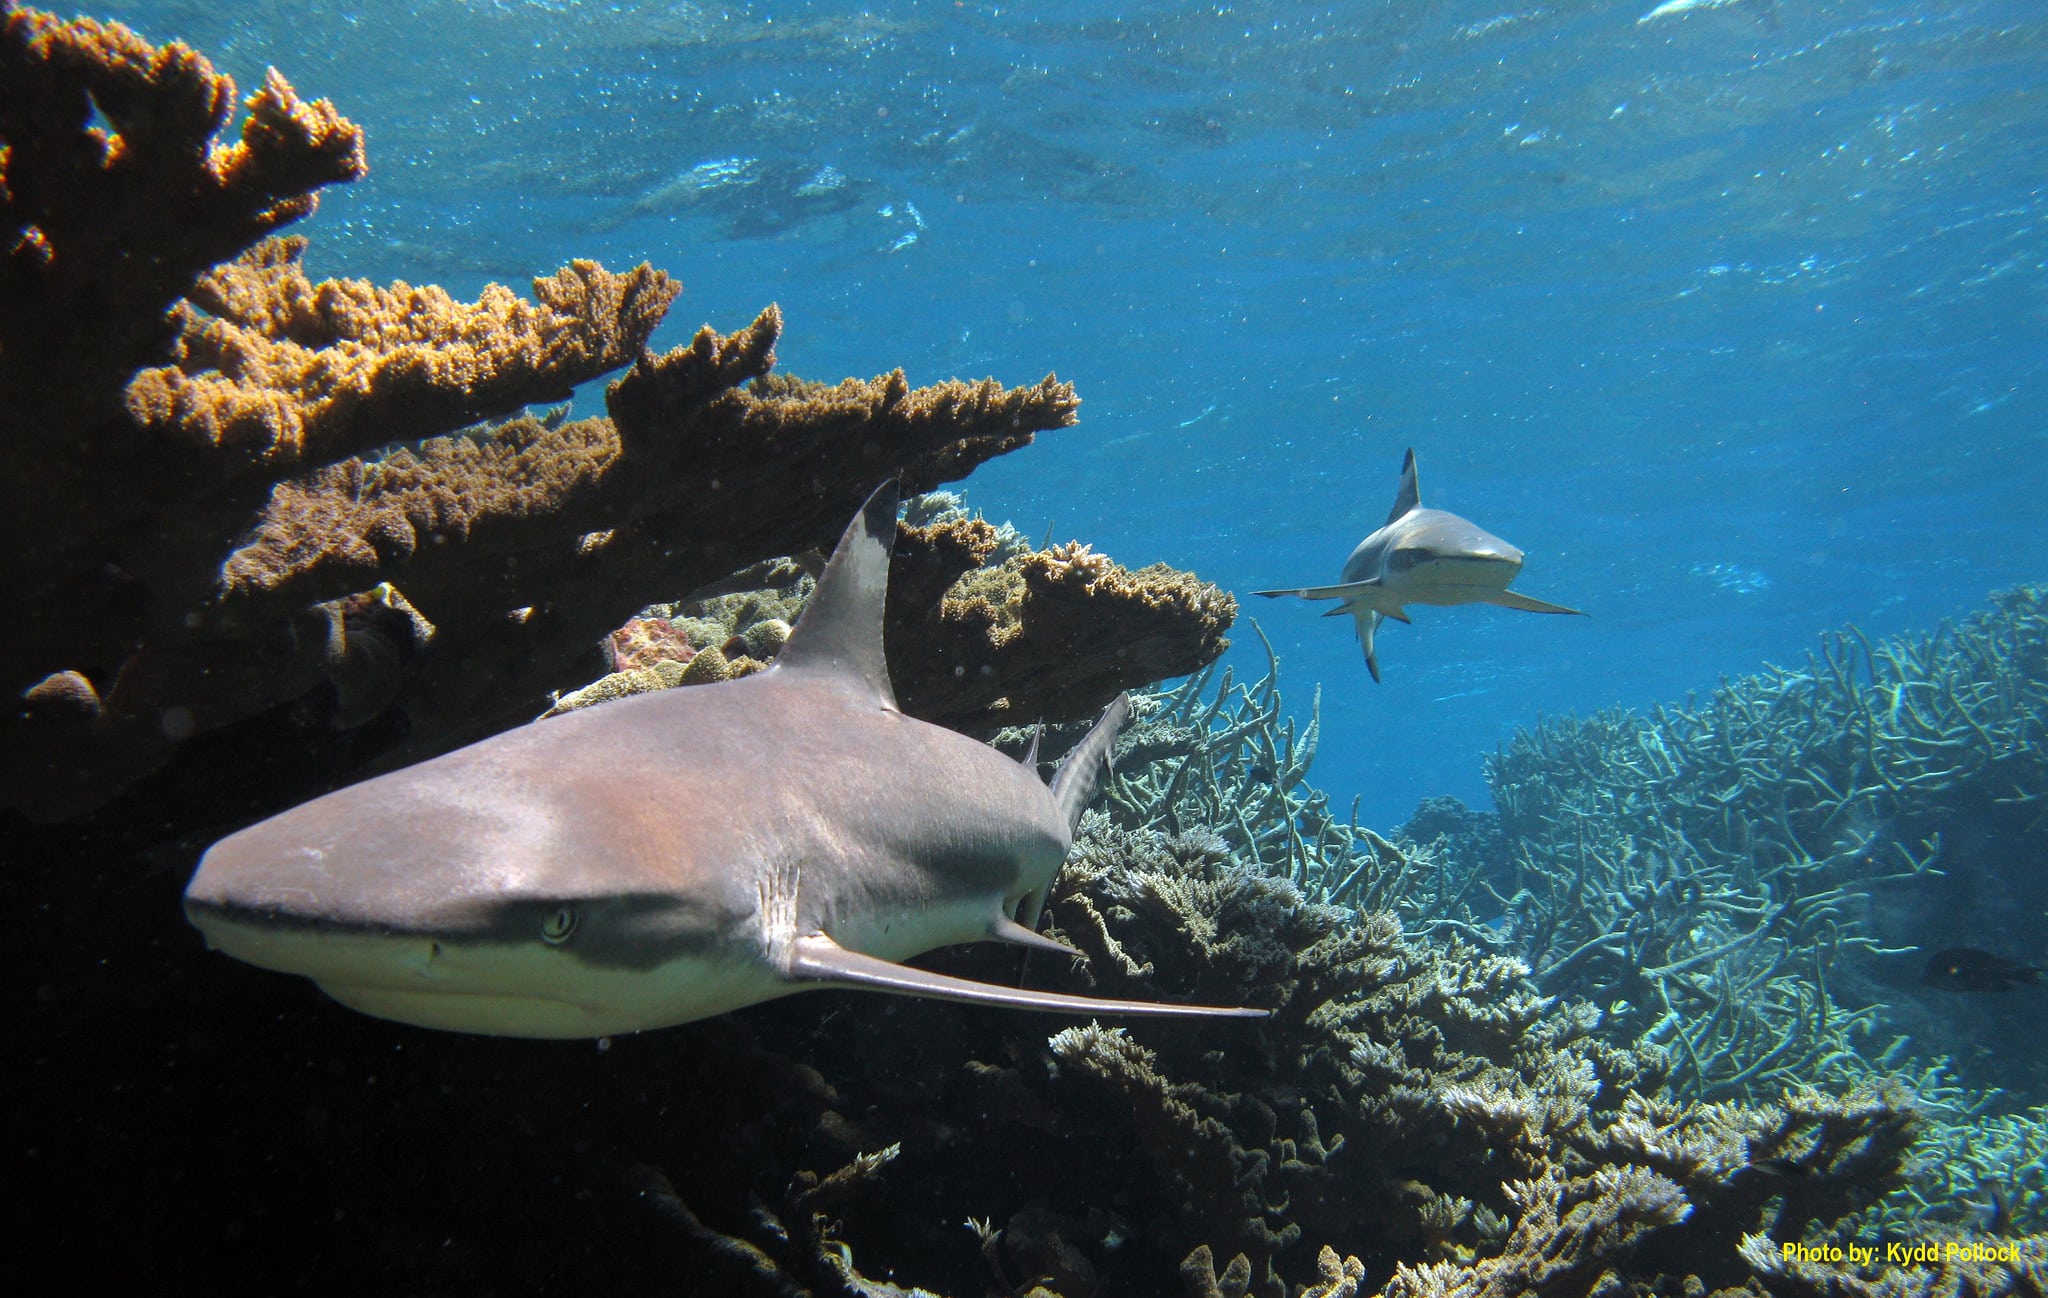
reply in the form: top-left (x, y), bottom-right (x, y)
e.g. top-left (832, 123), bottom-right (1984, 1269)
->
top-left (1, 4), bottom-right (366, 445)
top-left (528, 805), bottom-right (1940, 1298)
top-left (538, 509), bottom-right (1235, 737)
top-left (887, 517), bottom-right (1237, 731)
top-left (0, 7), bottom-right (1106, 818)
top-left (125, 237), bottom-right (680, 468)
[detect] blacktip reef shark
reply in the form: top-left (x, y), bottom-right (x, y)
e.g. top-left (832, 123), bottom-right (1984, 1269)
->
top-left (1253, 448), bottom-right (1582, 681)
top-left (185, 483), bottom-right (1266, 1037)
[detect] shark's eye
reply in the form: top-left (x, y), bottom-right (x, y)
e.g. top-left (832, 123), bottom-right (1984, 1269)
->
top-left (540, 905), bottom-right (580, 945)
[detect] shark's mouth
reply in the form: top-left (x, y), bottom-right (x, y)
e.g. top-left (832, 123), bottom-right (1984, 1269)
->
top-left (317, 982), bottom-right (620, 1039)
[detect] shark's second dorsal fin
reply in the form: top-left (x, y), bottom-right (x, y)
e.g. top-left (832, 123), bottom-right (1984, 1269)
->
top-left (773, 480), bottom-right (900, 707)
top-left (1386, 447), bottom-right (1422, 527)
top-left (1049, 693), bottom-right (1129, 832)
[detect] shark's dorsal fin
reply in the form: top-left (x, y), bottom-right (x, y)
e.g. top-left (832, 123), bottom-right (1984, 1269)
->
top-left (1386, 447), bottom-right (1421, 527)
top-left (773, 480), bottom-right (901, 707)
top-left (1049, 693), bottom-right (1129, 832)
top-left (786, 932), bottom-right (1267, 1018)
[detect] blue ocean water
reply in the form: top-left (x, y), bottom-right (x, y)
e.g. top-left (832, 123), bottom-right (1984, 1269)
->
top-left (104, 0), bottom-right (2046, 828)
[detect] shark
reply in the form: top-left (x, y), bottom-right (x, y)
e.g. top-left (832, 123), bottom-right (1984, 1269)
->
top-left (184, 482), bottom-right (1267, 1037)
top-left (1253, 448), bottom-right (1581, 681)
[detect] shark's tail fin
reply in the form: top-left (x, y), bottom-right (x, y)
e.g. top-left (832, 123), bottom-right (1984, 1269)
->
top-left (1049, 693), bottom-right (1130, 833)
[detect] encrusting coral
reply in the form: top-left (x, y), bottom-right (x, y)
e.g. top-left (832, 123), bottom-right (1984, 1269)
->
top-left (0, 5), bottom-right (1234, 818)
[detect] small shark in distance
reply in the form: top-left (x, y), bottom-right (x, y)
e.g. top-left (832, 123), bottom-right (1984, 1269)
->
top-left (185, 482), bottom-right (1267, 1038)
top-left (1253, 448), bottom-right (1583, 681)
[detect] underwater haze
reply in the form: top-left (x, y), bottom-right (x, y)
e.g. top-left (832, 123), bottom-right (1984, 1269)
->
top-left (96, 0), bottom-right (2048, 827)
top-left (20, 2), bottom-right (2048, 1294)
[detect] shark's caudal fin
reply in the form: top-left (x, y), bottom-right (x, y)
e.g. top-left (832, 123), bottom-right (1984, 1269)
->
top-left (773, 479), bottom-right (901, 707)
top-left (787, 932), bottom-right (1268, 1019)
top-left (1386, 446), bottom-right (1421, 526)
top-left (1484, 589), bottom-right (1584, 616)
top-left (1049, 693), bottom-right (1130, 832)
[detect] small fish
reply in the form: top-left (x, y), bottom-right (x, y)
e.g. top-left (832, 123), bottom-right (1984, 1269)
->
top-left (1747, 1156), bottom-right (1815, 1179)
top-left (1923, 948), bottom-right (2045, 994)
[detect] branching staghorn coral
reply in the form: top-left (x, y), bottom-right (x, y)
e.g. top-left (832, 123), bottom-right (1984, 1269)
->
top-left (1076, 631), bottom-right (1491, 928)
top-left (1474, 591), bottom-right (2048, 1100)
top-left (1831, 1053), bottom-right (2048, 1240)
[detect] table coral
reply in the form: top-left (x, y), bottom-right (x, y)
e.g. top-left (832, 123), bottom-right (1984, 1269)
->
top-left (540, 494), bottom-right (1235, 735)
top-left (1, 2), bottom-right (365, 447)
top-left (125, 235), bottom-right (679, 468)
top-left (1, 6), bottom-right (1139, 820)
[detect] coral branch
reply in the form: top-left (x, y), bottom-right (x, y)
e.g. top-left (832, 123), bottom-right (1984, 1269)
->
top-left (0, 4), bottom-right (365, 441)
top-left (125, 236), bottom-right (680, 468)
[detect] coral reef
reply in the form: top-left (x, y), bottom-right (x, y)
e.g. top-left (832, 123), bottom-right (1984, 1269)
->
top-left (542, 494), bottom-right (1235, 736)
top-left (1, 1), bottom-right (365, 448)
top-left (1477, 586), bottom-right (2048, 1100)
top-left (1066, 633), bottom-right (1484, 931)
top-left (616, 812), bottom-right (1982, 1298)
top-left (16, 11), bottom-right (2046, 1298)
top-left (2, 5), bottom-right (1168, 820)
top-left (876, 504), bottom-right (1234, 731)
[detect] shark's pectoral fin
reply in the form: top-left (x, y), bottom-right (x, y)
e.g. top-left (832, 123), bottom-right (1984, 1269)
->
top-left (1485, 589), bottom-right (1583, 616)
top-left (1253, 578), bottom-right (1381, 603)
top-left (786, 933), bottom-right (1267, 1019)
